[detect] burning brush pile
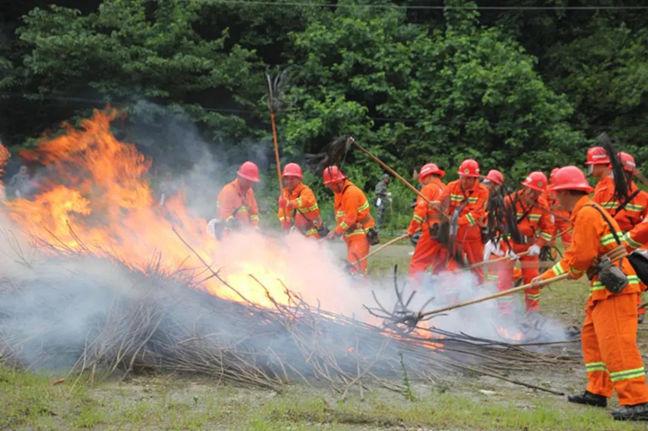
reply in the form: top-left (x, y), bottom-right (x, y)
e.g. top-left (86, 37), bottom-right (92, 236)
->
top-left (0, 110), bottom-right (578, 395)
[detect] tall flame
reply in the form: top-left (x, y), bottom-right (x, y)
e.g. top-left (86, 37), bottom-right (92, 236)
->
top-left (5, 109), bottom-right (289, 307)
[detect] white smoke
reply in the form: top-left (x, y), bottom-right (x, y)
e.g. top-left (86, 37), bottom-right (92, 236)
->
top-left (0, 105), bottom-right (569, 373)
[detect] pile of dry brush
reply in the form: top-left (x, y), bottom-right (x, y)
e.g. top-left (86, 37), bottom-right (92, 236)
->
top-left (0, 235), bottom-right (580, 397)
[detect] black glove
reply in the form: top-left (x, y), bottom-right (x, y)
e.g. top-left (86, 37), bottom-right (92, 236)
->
top-left (225, 217), bottom-right (240, 230)
top-left (366, 228), bottom-right (380, 245)
top-left (410, 232), bottom-right (421, 246)
top-left (317, 225), bottom-right (330, 238)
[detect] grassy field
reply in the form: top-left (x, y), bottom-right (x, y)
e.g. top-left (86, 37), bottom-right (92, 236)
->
top-left (2, 244), bottom-right (648, 430)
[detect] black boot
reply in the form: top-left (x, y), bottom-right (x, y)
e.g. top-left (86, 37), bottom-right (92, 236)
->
top-left (567, 391), bottom-right (607, 407)
top-left (612, 403), bottom-right (648, 421)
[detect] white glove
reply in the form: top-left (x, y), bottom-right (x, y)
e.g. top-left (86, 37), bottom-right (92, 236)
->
top-left (483, 240), bottom-right (504, 261)
top-left (507, 249), bottom-right (519, 260)
top-left (207, 218), bottom-right (219, 238)
top-left (528, 244), bottom-right (541, 256)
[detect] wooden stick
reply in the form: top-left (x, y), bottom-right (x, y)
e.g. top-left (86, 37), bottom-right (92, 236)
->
top-left (471, 227), bottom-right (574, 272)
top-left (421, 274), bottom-right (570, 317)
top-left (468, 251), bottom-right (530, 270)
top-left (357, 233), bottom-right (409, 264)
top-left (347, 137), bottom-right (446, 217)
top-left (266, 74), bottom-right (282, 190)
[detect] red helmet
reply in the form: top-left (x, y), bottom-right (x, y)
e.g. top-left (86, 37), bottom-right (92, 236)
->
top-left (521, 171), bottom-right (548, 192)
top-left (237, 161), bottom-right (260, 183)
top-left (322, 165), bottom-right (346, 185)
top-left (585, 146), bottom-right (611, 165)
top-left (549, 166), bottom-right (593, 193)
top-left (457, 159), bottom-right (480, 177)
top-left (550, 168), bottom-right (559, 180)
top-left (485, 169), bottom-right (504, 186)
top-left (419, 163), bottom-right (445, 180)
top-left (282, 162), bottom-right (303, 179)
top-left (617, 152), bottom-right (636, 173)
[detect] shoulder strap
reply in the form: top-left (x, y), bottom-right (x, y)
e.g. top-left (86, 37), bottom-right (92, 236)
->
top-left (615, 188), bottom-right (641, 214)
top-left (586, 204), bottom-right (622, 245)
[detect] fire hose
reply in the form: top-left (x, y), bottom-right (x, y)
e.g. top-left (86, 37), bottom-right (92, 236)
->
top-left (422, 245), bottom-right (628, 317)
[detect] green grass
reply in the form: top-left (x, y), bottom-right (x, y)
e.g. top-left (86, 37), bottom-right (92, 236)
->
top-left (2, 367), bottom-right (645, 430)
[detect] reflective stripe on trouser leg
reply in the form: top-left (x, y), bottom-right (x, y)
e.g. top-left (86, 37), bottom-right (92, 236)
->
top-left (495, 259), bottom-right (514, 314)
top-left (521, 254), bottom-right (540, 312)
top-left (591, 293), bottom-right (648, 405)
top-left (346, 235), bottom-right (370, 274)
top-left (581, 305), bottom-right (613, 398)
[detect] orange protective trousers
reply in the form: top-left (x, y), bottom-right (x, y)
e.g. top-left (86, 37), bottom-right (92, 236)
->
top-left (500, 254), bottom-right (541, 312)
top-left (582, 292), bottom-right (648, 405)
top-left (446, 239), bottom-right (484, 282)
top-left (408, 228), bottom-right (447, 276)
top-left (346, 235), bottom-right (370, 274)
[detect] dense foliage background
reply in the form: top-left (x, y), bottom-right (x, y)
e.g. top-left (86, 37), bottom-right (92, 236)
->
top-left (1, 0), bottom-right (647, 229)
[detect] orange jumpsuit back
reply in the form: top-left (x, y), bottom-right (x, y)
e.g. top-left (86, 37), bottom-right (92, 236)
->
top-left (594, 176), bottom-right (647, 233)
top-left (278, 183), bottom-right (321, 238)
top-left (540, 196), bottom-right (648, 406)
top-left (441, 180), bottom-right (489, 281)
top-left (407, 177), bottom-right (447, 275)
top-left (217, 179), bottom-right (259, 226)
top-left (502, 191), bottom-right (555, 311)
top-left (333, 180), bottom-right (375, 274)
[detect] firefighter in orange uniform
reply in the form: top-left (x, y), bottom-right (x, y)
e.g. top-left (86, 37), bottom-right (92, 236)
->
top-left (585, 146), bottom-right (615, 205)
top-left (216, 161), bottom-right (260, 230)
top-left (503, 172), bottom-right (555, 312)
top-left (484, 169), bottom-right (504, 190)
top-left (407, 163), bottom-right (447, 276)
top-left (548, 168), bottom-right (573, 247)
top-left (441, 159), bottom-right (490, 281)
top-left (323, 166), bottom-right (376, 274)
top-left (277, 163), bottom-right (324, 238)
top-left (611, 152), bottom-right (648, 232)
top-left (534, 166), bottom-right (648, 421)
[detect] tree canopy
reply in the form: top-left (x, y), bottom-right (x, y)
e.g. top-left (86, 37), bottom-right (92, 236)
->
top-left (1, 0), bottom-right (646, 180)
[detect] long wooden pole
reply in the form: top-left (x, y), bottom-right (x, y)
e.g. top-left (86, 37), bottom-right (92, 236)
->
top-left (357, 233), bottom-right (409, 264)
top-left (347, 137), bottom-right (444, 211)
top-left (421, 273), bottom-right (570, 317)
top-left (426, 245), bottom-right (628, 316)
top-left (266, 74), bottom-right (282, 190)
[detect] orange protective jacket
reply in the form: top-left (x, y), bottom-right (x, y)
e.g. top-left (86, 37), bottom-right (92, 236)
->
top-left (407, 178), bottom-right (446, 236)
top-left (217, 179), bottom-right (259, 226)
top-left (441, 180), bottom-right (489, 241)
top-left (593, 176), bottom-right (648, 232)
top-left (334, 180), bottom-right (375, 238)
top-left (506, 191), bottom-right (555, 252)
top-left (625, 219), bottom-right (648, 250)
top-left (540, 196), bottom-right (641, 302)
top-left (277, 183), bottom-right (321, 236)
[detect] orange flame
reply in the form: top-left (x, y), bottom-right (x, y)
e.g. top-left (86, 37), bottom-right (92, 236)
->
top-left (5, 109), bottom-right (288, 308)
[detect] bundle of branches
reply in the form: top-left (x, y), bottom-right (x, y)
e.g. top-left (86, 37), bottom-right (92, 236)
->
top-left (0, 237), bottom-right (579, 396)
